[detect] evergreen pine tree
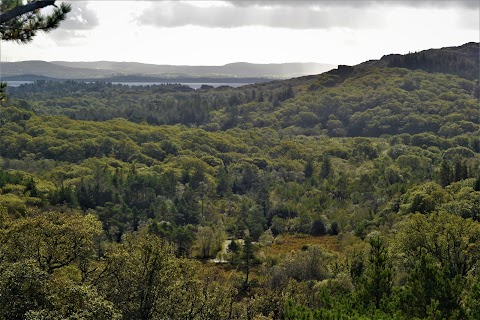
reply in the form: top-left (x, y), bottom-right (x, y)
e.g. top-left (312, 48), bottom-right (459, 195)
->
top-left (319, 156), bottom-right (332, 180)
top-left (402, 249), bottom-right (451, 319)
top-left (242, 231), bottom-right (254, 287)
top-left (439, 160), bottom-right (452, 187)
top-left (0, 0), bottom-right (71, 43)
top-left (304, 158), bottom-right (314, 179)
top-left (361, 236), bottom-right (393, 310)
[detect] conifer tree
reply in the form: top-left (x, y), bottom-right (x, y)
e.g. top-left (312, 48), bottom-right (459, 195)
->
top-left (361, 236), bottom-right (393, 310)
top-left (319, 155), bottom-right (332, 180)
top-left (0, 0), bottom-right (71, 43)
top-left (304, 158), bottom-right (314, 179)
top-left (439, 160), bottom-right (452, 187)
top-left (402, 249), bottom-right (451, 318)
top-left (242, 230), bottom-right (254, 287)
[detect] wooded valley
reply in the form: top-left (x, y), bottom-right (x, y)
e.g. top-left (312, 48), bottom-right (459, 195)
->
top-left (1, 42), bottom-right (479, 319)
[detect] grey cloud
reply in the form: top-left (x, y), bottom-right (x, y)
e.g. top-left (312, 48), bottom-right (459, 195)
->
top-left (138, 2), bottom-right (384, 29)
top-left (60, 1), bottom-right (99, 30)
top-left (227, 1), bottom-right (480, 8)
top-left (45, 2), bottom-right (95, 46)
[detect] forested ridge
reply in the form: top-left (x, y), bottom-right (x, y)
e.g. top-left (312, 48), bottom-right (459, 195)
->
top-left (1, 43), bottom-right (480, 319)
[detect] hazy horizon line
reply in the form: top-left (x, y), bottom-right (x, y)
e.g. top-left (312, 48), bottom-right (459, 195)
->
top-left (1, 59), bottom-right (339, 66)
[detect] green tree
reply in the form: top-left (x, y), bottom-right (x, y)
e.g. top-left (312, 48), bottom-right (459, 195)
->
top-left (0, 0), bottom-right (71, 43)
top-left (396, 212), bottom-right (480, 278)
top-left (0, 260), bottom-right (49, 320)
top-left (462, 278), bottom-right (480, 320)
top-left (453, 159), bottom-right (468, 182)
top-left (304, 158), bottom-right (314, 179)
top-left (284, 299), bottom-right (314, 320)
top-left (242, 230), bottom-right (254, 287)
top-left (193, 224), bottom-right (225, 259)
top-left (319, 155), bottom-right (332, 180)
top-left (401, 249), bottom-right (452, 319)
top-left (360, 236), bottom-right (393, 310)
top-left (216, 166), bottom-right (232, 196)
top-left (475, 176), bottom-right (480, 192)
top-left (439, 160), bottom-right (452, 187)
top-left (227, 239), bottom-right (240, 264)
top-left (246, 204), bottom-right (266, 240)
top-left (98, 230), bottom-right (178, 320)
top-left (0, 210), bottom-right (103, 274)
top-left (24, 283), bottom-right (121, 320)
top-left (0, 82), bottom-right (7, 105)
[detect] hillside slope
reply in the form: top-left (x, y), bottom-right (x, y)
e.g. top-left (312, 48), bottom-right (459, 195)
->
top-left (1, 60), bottom-right (118, 79)
top-left (1, 42), bottom-right (480, 320)
top-left (50, 61), bottom-right (336, 78)
top-left (8, 43), bottom-right (479, 139)
top-left (2, 60), bottom-right (336, 80)
top-left (359, 42), bottom-right (479, 80)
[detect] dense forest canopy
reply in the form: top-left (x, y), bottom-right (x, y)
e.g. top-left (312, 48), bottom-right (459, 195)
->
top-left (1, 42), bottom-right (480, 319)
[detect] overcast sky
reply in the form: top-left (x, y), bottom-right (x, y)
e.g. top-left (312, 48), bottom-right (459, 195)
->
top-left (1, 0), bottom-right (479, 65)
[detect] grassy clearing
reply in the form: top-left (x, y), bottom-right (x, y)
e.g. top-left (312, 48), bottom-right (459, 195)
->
top-left (268, 234), bottom-right (341, 256)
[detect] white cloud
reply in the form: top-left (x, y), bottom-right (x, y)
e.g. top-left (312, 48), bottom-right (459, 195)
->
top-left (60, 1), bottom-right (99, 30)
top-left (42, 1), bottom-right (99, 46)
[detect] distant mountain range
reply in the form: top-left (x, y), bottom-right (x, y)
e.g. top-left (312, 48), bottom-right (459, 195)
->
top-left (2, 42), bottom-right (477, 83)
top-left (0, 60), bottom-right (336, 82)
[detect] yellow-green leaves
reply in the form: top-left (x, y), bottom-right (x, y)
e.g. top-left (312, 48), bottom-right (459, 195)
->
top-left (0, 210), bottom-right (102, 274)
top-left (395, 211), bottom-right (480, 278)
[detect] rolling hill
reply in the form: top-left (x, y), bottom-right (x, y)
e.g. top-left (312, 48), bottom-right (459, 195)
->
top-left (359, 41), bottom-right (479, 80)
top-left (2, 42), bottom-right (480, 320)
top-left (7, 42), bottom-right (479, 139)
top-left (1, 60), bottom-right (336, 81)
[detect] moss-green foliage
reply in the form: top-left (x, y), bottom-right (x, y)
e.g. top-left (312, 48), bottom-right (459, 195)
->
top-left (8, 63), bottom-right (479, 139)
top-left (1, 45), bottom-right (479, 318)
top-left (385, 42), bottom-right (479, 80)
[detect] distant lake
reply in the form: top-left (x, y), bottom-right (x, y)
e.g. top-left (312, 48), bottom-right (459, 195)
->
top-left (5, 81), bottom-right (34, 87)
top-left (5, 81), bottom-right (252, 89)
top-left (110, 82), bottom-right (252, 89)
